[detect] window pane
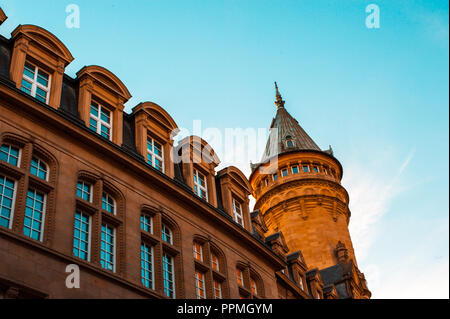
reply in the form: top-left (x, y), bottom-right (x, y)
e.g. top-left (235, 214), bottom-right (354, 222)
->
top-left (73, 211), bottom-right (90, 260)
top-left (0, 175), bottom-right (15, 229)
top-left (23, 189), bottom-right (45, 241)
top-left (141, 243), bottom-right (154, 289)
top-left (100, 223), bottom-right (115, 271)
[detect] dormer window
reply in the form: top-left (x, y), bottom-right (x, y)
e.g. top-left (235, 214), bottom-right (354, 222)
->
top-left (193, 169), bottom-right (208, 201)
top-left (21, 62), bottom-right (50, 104)
top-left (147, 137), bottom-right (164, 172)
top-left (89, 102), bottom-right (112, 140)
top-left (232, 198), bottom-right (244, 227)
top-left (285, 135), bottom-right (294, 148)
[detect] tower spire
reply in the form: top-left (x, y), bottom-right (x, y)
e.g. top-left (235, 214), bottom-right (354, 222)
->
top-left (274, 81), bottom-right (285, 109)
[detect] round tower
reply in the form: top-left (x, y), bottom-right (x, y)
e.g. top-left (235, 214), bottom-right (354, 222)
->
top-left (249, 83), bottom-right (358, 271)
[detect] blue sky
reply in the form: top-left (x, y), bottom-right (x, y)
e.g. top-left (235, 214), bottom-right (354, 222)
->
top-left (1, 0), bottom-right (448, 298)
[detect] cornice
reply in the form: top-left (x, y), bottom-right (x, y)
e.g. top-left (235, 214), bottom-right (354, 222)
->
top-left (0, 79), bottom-right (285, 269)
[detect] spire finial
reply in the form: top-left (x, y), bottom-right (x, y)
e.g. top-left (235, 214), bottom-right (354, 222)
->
top-left (274, 81), bottom-right (285, 109)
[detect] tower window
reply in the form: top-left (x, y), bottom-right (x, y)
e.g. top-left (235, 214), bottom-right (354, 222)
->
top-left (302, 165), bottom-right (310, 173)
top-left (272, 173), bottom-right (278, 181)
top-left (291, 166), bottom-right (299, 174)
top-left (89, 101), bottom-right (112, 140)
top-left (286, 139), bottom-right (294, 148)
top-left (281, 168), bottom-right (288, 177)
top-left (21, 62), bottom-right (50, 104)
top-left (313, 166), bottom-right (319, 173)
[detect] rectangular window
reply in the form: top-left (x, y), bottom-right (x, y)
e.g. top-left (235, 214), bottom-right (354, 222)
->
top-left (0, 144), bottom-right (20, 167)
top-left (89, 101), bottom-right (112, 140)
top-left (302, 165), bottom-right (310, 173)
top-left (76, 181), bottom-right (92, 202)
top-left (0, 175), bottom-right (16, 229)
top-left (141, 243), bottom-right (154, 289)
top-left (193, 169), bottom-right (208, 201)
top-left (23, 189), bottom-right (46, 241)
top-left (291, 166), bottom-right (299, 174)
top-left (272, 173), bottom-right (278, 181)
top-left (147, 137), bottom-right (164, 172)
top-left (281, 168), bottom-right (288, 177)
top-left (233, 198), bottom-right (244, 227)
top-left (140, 214), bottom-right (153, 233)
top-left (264, 178), bottom-right (268, 186)
top-left (163, 253), bottom-right (175, 298)
top-left (237, 269), bottom-right (244, 286)
top-left (100, 223), bottom-right (115, 271)
top-left (250, 279), bottom-right (258, 295)
top-left (30, 157), bottom-right (48, 181)
top-left (73, 211), bottom-right (90, 261)
top-left (21, 62), bottom-right (50, 104)
top-left (211, 254), bottom-right (219, 272)
top-left (323, 168), bottom-right (328, 175)
top-left (193, 243), bottom-right (203, 262)
top-left (214, 280), bottom-right (222, 299)
top-left (194, 271), bottom-right (206, 299)
top-left (313, 166), bottom-right (319, 173)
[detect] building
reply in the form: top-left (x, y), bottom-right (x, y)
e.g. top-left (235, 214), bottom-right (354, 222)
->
top-left (0, 10), bottom-right (370, 299)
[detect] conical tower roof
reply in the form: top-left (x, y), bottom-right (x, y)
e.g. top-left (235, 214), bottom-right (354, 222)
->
top-left (259, 83), bottom-right (322, 163)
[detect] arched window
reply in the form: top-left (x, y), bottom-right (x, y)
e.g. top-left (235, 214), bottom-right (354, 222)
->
top-left (0, 143), bottom-right (21, 167)
top-left (285, 135), bottom-right (295, 148)
top-left (30, 156), bottom-right (48, 181)
top-left (161, 223), bottom-right (173, 244)
top-left (101, 191), bottom-right (116, 214)
top-left (76, 180), bottom-right (92, 202)
top-left (236, 263), bottom-right (265, 298)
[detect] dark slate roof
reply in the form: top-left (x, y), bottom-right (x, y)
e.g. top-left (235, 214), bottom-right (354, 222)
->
top-left (259, 83), bottom-right (321, 164)
top-left (319, 263), bottom-right (352, 299)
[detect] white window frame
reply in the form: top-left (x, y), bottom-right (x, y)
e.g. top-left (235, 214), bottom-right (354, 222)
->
top-left (140, 213), bottom-right (153, 234)
top-left (211, 253), bottom-right (220, 272)
top-left (193, 242), bottom-right (203, 262)
top-left (281, 168), bottom-right (288, 177)
top-left (0, 144), bottom-right (22, 168)
top-left (232, 198), bottom-right (244, 227)
top-left (214, 280), bottom-right (223, 299)
top-left (73, 210), bottom-right (91, 261)
top-left (102, 192), bottom-right (116, 215)
top-left (89, 101), bottom-right (113, 141)
top-left (163, 252), bottom-right (175, 298)
top-left (147, 137), bottom-right (164, 172)
top-left (194, 271), bottom-right (206, 299)
top-left (30, 156), bottom-right (49, 181)
top-left (100, 223), bottom-right (116, 272)
top-left (193, 169), bottom-right (208, 201)
top-left (272, 173), bottom-right (278, 181)
top-left (141, 242), bottom-right (155, 290)
top-left (291, 166), bottom-right (299, 174)
top-left (24, 188), bottom-right (47, 242)
top-left (76, 181), bottom-right (93, 203)
top-left (250, 278), bottom-right (258, 295)
top-left (161, 223), bottom-right (173, 244)
top-left (21, 61), bottom-right (51, 104)
top-left (0, 176), bottom-right (17, 229)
